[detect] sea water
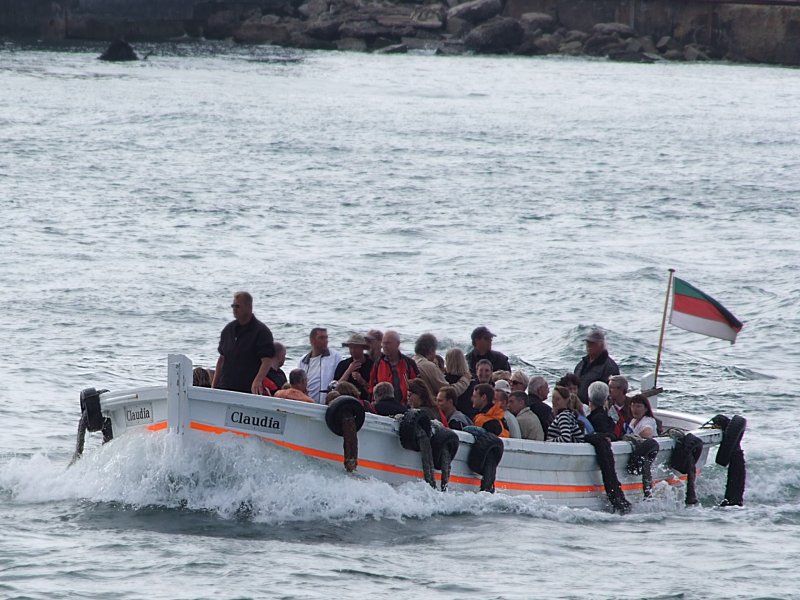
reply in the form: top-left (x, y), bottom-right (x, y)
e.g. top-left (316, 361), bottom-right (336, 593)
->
top-left (1, 41), bottom-right (799, 599)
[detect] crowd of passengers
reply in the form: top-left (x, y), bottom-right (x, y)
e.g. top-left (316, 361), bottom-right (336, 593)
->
top-left (198, 292), bottom-right (659, 444)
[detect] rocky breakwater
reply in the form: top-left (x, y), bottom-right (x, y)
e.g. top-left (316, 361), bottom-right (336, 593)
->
top-left (214, 0), bottom-right (735, 61)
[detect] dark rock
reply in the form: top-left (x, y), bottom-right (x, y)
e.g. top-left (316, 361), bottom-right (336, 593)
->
top-left (298, 0), bottom-right (330, 20)
top-left (306, 17), bottom-right (343, 40)
top-left (446, 0), bottom-right (502, 25)
top-left (446, 16), bottom-right (471, 36)
top-left (625, 37), bottom-right (643, 53)
top-left (98, 39), bottom-right (138, 61)
top-left (337, 37), bottom-right (368, 51)
top-left (583, 33), bottom-right (622, 56)
top-left (559, 40), bottom-right (583, 55)
top-left (464, 16), bottom-right (523, 53)
top-left (234, 16), bottom-right (303, 45)
top-left (519, 12), bottom-right (555, 33)
top-left (684, 43), bottom-right (710, 61)
top-left (338, 19), bottom-right (394, 41)
top-left (592, 22), bottom-right (635, 38)
top-left (436, 40), bottom-right (466, 55)
top-left (401, 36), bottom-right (443, 50)
top-left (289, 32), bottom-right (336, 49)
top-left (375, 42), bottom-right (408, 53)
top-left (563, 29), bottom-right (589, 44)
top-left (534, 33), bottom-right (561, 54)
top-left (411, 5), bottom-right (446, 30)
top-left (637, 35), bottom-right (657, 54)
top-left (656, 35), bottom-right (681, 52)
top-left (663, 48), bottom-right (684, 60)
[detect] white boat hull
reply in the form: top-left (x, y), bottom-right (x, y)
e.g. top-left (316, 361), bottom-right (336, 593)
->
top-left (93, 354), bottom-right (723, 509)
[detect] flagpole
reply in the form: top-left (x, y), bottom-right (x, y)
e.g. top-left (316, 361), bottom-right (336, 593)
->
top-left (653, 268), bottom-right (675, 388)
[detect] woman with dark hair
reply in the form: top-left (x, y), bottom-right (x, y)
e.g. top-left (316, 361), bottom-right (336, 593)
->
top-left (625, 394), bottom-right (657, 438)
top-left (407, 378), bottom-right (447, 424)
top-left (193, 367), bottom-right (212, 388)
top-left (556, 373), bottom-right (581, 396)
top-left (546, 386), bottom-right (585, 443)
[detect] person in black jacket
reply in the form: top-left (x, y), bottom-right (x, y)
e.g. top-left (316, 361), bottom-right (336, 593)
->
top-left (466, 326), bottom-right (510, 375)
top-left (574, 329), bottom-right (620, 404)
top-left (371, 382), bottom-right (407, 417)
top-left (526, 375), bottom-right (553, 433)
top-left (586, 381), bottom-right (616, 437)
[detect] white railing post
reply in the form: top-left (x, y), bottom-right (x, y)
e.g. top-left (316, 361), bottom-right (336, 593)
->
top-left (167, 354), bottom-right (192, 434)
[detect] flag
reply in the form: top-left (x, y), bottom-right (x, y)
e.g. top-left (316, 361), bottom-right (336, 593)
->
top-left (669, 277), bottom-right (743, 344)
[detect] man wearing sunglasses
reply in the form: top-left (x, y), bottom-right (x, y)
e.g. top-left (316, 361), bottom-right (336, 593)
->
top-left (212, 291), bottom-right (275, 395)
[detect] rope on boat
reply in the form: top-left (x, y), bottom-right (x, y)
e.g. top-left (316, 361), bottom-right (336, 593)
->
top-left (70, 388), bottom-right (113, 466)
top-left (626, 437), bottom-right (659, 498)
top-left (585, 433), bottom-right (631, 514)
top-left (69, 413), bottom-right (89, 466)
top-left (712, 414), bottom-right (747, 507)
top-left (464, 426), bottom-right (504, 494)
top-left (324, 396), bottom-right (366, 473)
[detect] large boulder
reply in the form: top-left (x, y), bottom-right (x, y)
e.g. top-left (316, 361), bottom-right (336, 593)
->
top-left (98, 39), bottom-right (138, 61)
top-left (204, 10), bottom-right (241, 39)
top-left (464, 16), bottom-right (523, 53)
top-left (411, 5), bottom-right (446, 30)
top-left (233, 16), bottom-right (304, 44)
top-left (298, 0), bottom-right (330, 19)
top-left (519, 12), bottom-right (555, 33)
top-left (306, 16), bottom-right (343, 40)
top-left (338, 19), bottom-right (395, 41)
top-left (592, 22), bottom-right (635, 38)
top-left (583, 32), bottom-right (624, 56)
top-left (447, 0), bottom-right (502, 25)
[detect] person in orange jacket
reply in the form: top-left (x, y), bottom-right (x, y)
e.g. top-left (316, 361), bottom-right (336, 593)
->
top-left (471, 383), bottom-right (509, 438)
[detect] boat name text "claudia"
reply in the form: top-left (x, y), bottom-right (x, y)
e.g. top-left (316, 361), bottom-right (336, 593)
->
top-left (125, 403), bottom-right (154, 425)
top-left (225, 405), bottom-right (286, 435)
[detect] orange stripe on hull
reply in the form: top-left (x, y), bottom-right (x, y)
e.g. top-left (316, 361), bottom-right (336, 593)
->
top-left (188, 421), bottom-right (691, 494)
top-left (146, 421), bottom-right (168, 431)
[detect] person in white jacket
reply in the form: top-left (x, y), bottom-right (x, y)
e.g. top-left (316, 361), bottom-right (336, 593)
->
top-left (298, 327), bottom-right (342, 404)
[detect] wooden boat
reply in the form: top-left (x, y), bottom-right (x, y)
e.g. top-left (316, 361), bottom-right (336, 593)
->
top-left (74, 354), bottom-right (743, 510)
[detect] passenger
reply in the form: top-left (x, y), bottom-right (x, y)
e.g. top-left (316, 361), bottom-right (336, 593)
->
top-left (263, 342), bottom-right (288, 394)
top-left (556, 373), bottom-right (580, 397)
top-left (472, 383), bottom-right (509, 438)
top-left (573, 329), bottom-right (620, 404)
top-left (625, 394), bottom-right (657, 438)
top-left (546, 386), bottom-right (585, 443)
top-left (413, 333), bottom-right (470, 397)
top-left (193, 367), bottom-right (212, 388)
top-left (365, 329), bottom-right (384, 362)
top-left (526, 376), bottom-right (554, 432)
top-left (434, 354), bottom-right (446, 372)
top-left (586, 381), bottom-right (616, 437)
top-left (510, 370), bottom-right (529, 395)
top-left (325, 390), bottom-right (340, 404)
top-left (474, 359), bottom-right (494, 385)
top-left (494, 379), bottom-right (512, 397)
top-left (507, 391), bottom-right (544, 441)
top-left (436, 385), bottom-right (472, 430)
top-left (371, 381), bottom-right (407, 416)
top-left (407, 378), bottom-right (446, 424)
top-left (275, 368), bottom-right (315, 403)
top-left (607, 375), bottom-right (631, 439)
top-left (333, 380), bottom-right (361, 399)
top-left (568, 392), bottom-right (594, 434)
top-left (466, 326), bottom-right (511, 375)
top-left (368, 330), bottom-right (420, 404)
top-left (444, 348), bottom-right (477, 420)
top-left (298, 327), bottom-right (342, 404)
top-left (492, 370), bottom-right (512, 384)
top-left (334, 333), bottom-right (374, 399)
top-left (212, 291), bottom-right (275, 394)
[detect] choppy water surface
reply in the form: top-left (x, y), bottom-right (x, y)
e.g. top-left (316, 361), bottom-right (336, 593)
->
top-left (1, 42), bottom-right (799, 599)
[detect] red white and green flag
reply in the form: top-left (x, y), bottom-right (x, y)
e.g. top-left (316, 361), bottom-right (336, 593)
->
top-left (670, 277), bottom-right (743, 344)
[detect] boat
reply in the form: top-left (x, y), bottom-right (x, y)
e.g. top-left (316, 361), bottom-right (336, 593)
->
top-left (72, 354), bottom-right (746, 511)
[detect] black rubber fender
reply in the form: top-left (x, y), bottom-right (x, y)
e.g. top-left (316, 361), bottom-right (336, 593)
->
top-left (715, 414), bottom-right (746, 467)
top-left (431, 428), bottom-right (460, 470)
top-left (467, 430), bottom-right (504, 476)
top-left (398, 409), bottom-right (432, 451)
top-left (80, 388), bottom-right (105, 432)
top-left (669, 433), bottom-right (704, 474)
top-left (626, 437), bottom-right (659, 475)
top-left (325, 395), bottom-right (366, 437)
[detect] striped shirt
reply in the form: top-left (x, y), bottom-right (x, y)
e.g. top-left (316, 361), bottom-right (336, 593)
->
top-left (546, 410), bottom-right (585, 443)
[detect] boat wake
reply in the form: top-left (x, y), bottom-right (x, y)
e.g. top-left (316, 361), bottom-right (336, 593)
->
top-left (0, 431), bottom-right (793, 527)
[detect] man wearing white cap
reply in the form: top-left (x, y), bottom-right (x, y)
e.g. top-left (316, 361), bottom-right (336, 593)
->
top-left (574, 329), bottom-right (620, 404)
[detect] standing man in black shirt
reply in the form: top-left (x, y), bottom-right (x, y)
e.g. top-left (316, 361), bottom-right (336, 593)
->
top-left (212, 291), bottom-right (275, 394)
top-left (466, 326), bottom-right (511, 375)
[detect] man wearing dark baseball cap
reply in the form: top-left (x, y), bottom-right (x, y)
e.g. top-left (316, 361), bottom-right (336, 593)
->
top-left (466, 326), bottom-right (511, 375)
top-left (573, 328), bottom-right (620, 404)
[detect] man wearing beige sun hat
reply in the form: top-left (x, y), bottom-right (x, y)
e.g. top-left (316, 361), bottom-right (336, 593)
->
top-left (333, 333), bottom-right (374, 399)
